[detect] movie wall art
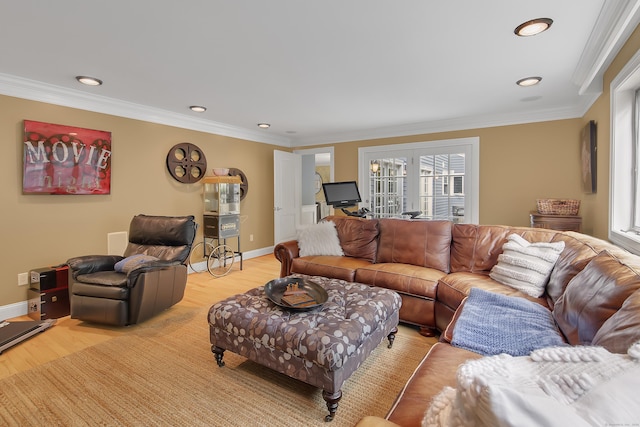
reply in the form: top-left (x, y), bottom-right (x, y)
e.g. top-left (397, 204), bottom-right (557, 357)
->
top-left (23, 120), bottom-right (112, 195)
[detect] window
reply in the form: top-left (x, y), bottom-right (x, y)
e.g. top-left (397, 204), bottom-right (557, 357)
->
top-left (369, 157), bottom-right (407, 217)
top-left (358, 137), bottom-right (479, 223)
top-left (452, 176), bottom-right (464, 195)
top-left (610, 48), bottom-right (640, 254)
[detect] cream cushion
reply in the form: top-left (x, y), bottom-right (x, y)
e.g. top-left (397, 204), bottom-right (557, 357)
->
top-left (489, 234), bottom-right (565, 297)
top-left (423, 342), bottom-right (640, 427)
top-left (297, 221), bottom-right (344, 257)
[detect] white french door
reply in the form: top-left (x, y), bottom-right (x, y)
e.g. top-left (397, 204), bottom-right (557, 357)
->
top-left (358, 138), bottom-right (479, 223)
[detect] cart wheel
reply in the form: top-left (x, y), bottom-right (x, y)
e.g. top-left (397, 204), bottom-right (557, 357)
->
top-left (188, 239), bottom-right (216, 273)
top-left (207, 244), bottom-right (235, 277)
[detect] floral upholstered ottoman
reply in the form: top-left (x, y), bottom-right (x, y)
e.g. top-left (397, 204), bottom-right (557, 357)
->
top-left (207, 274), bottom-right (402, 422)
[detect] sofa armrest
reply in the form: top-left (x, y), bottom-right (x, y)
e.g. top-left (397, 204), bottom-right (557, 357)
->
top-left (128, 264), bottom-right (187, 324)
top-left (67, 255), bottom-right (124, 277)
top-left (273, 240), bottom-right (300, 277)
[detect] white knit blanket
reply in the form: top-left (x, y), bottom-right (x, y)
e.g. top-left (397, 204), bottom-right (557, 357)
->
top-left (424, 342), bottom-right (640, 427)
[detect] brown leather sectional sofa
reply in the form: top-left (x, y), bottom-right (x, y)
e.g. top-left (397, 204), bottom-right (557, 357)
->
top-left (274, 215), bottom-right (640, 426)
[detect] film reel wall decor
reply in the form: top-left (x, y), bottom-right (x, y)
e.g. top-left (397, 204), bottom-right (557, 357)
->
top-left (166, 142), bottom-right (207, 183)
top-left (228, 167), bottom-right (248, 200)
top-left (166, 143), bottom-right (248, 200)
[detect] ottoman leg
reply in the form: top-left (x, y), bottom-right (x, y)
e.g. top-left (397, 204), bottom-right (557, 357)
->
top-left (212, 345), bottom-right (225, 367)
top-left (387, 327), bottom-right (398, 349)
top-left (322, 389), bottom-right (342, 422)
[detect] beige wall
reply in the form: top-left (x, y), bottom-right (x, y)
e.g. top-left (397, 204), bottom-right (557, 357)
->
top-left (312, 24), bottom-right (640, 241)
top-left (323, 119), bottom-right (586, 229)
top-left (1, 95), bottom-right (280, 306)
top-left (3, 23), bottom-right (640, 308)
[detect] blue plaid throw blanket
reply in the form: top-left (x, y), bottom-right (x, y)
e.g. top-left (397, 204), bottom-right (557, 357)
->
top-left (451, 288), bottom-right (566, 356)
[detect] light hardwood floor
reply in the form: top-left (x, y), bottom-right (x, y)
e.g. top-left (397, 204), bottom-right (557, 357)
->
top-left (0, 254), bottom-right (282, 380)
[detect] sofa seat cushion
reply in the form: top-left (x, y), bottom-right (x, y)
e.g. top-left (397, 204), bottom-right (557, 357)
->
top-left (72, 273), bottom-right (130, 300)
top-left (553, 250), bottom-right (640, 346)
top-left (386, 342), bottom-right (482, 427)
top-left (376, 219), bottom-right (452, 272)
top-left (291, 255), bottom-right (372, 282)
top-left (437, 272), bottom-right (548, 314)
top-left (76, 271), bottom-right (128, 288)
top-left (355, 263), bottom-right (443, 299)
top-left (448, 288), bottom-right (566, 356)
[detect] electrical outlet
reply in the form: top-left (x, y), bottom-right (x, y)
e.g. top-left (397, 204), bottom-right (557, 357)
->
top-left (18, 272), bottom-right (29, 286)
top-left (249, 234), bottom-right (254, 242)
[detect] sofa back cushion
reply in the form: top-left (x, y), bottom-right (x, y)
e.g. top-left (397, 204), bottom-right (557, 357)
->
top-left (325, 216), bottom-right (379, 262)
top-left (545, 231), bottom-right (617, 304)
top-left (450, 224), bottom-right (559, 273)
top-left (376, 219), bottom-right (451, 272)
top-left (449, 224), bottom-right (613, 305)
top-left (125, 214), bottom-right (197, 263)
top-left (592, 288), bottom-right (640, 353)
top-left (553, 250), bottom-right (640, 347)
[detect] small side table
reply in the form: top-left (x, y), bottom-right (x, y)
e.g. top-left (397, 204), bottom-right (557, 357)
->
top-left (530, 212), bottom-right (582, 232)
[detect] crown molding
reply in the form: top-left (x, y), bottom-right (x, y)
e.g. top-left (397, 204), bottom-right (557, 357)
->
top-left (573, 0), bottom-right (640, 95)
top-left (0, 71), bottom-right (600, 149)
top-left (2, 0), bottom-right (630, 154)
top-left (0, 73), bottom-right (293, 147)
top-left (290, 98), bottom-right (598, 147)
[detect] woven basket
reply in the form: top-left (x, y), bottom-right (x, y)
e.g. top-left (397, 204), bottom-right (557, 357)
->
top-left (536, 199), bottom-right (580, 215)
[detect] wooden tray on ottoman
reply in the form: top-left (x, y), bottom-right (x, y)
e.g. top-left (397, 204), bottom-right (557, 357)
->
top-left (264, 276), bottom-right (328, 310)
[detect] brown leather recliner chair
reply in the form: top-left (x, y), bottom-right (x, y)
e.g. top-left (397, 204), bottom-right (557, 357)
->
top-left (66, 214), bottom-right (197, 326)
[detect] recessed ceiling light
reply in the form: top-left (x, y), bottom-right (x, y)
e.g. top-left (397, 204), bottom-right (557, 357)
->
top-left (189, 106), bottom-right (207, 112)
top-left (257, 123), bottom-right (271, 129)
top-left (516, 77), bottom-right (542, 87)
top-left (514, 18), bottom-right (553, 37)
top-left (75, 76), bottom-right (103, 86)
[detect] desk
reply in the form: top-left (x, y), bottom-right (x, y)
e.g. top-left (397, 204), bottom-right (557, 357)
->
top-left (530, 212), bottom-right (582, 232)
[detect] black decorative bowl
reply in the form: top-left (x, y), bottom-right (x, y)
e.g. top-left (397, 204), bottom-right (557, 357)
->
top-left (264, 277), bottom-right (328, 311)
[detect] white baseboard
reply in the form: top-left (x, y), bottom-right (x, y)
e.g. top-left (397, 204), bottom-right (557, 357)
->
top-left (187, 246), bottom-right (274, 274)
top-left (0, 301), bottom-right (29, 321)
top-left (1, 247), bottom-right (276, 319)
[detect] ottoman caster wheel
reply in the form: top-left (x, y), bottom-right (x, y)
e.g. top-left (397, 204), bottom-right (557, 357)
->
top-left (212, 346), bottom-right (225, 367)
top-left (322, 389), bottom-right (341, 422)
top-left (387, 327), bottom-right (398, 349)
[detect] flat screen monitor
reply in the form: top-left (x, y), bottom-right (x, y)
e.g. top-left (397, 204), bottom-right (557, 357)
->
top-left (322, 181), bottom-right (362, 208)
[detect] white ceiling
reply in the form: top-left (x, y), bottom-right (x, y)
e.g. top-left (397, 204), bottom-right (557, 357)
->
top-left (2, 1), bottom-right (640, 148)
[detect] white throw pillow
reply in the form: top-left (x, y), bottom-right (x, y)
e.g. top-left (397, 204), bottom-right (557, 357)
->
top-left (489, 234), bottom-right (565, 297)
top-left (297, 221), bottom-right (344, 257)
top-left (423, 343), bottom-right (640, 427)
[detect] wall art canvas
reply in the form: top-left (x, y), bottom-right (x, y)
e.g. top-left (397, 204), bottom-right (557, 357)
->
top-left (580, 120), bottom-right (597, 194)
top-left (23, 120), bottom-right (112, 195)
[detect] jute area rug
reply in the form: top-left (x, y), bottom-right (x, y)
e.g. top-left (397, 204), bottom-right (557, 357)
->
top-left (0, 305), bottom-right (434, 427)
